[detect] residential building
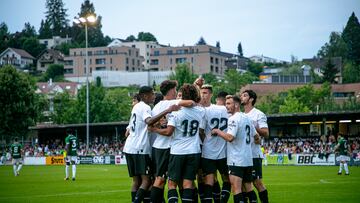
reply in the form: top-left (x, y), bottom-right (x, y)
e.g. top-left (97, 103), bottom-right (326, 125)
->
top-left (240, 83), bottom-right (360, 104)
top-left (63, 46), bottom-right (144, 78)
top-left (303, 57), bottom-right (343, 83)
top-left (37, 49), bottom-right (65, 72)
top-left (148, 44), bottom-right (228, 75)
top-left (39, 36), bottom-right (72, 49)
top-left (259, 65), bottom-right (312, 83)
top-left (0, 47), bottom-right (35, 69)
top-left (219, 52), bottom-right (249, 71)
top-left (249, 55), bottom-right (288, 64)
top-left (36, 79), bottom-right (79, 113)
top-left (108, 39), bottom-right (162, 69)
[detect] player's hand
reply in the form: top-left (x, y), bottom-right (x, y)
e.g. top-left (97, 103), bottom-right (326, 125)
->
top-left (148, 125), bottom-right (157, 132)
top-left (255, 133), bottom-right (261, 144)
top-left (167, 104), bottom-right (181, 113)
top-left (211, 128), bottom-right (220, 135)
top-left (194, 77), bottom-right (204, 88)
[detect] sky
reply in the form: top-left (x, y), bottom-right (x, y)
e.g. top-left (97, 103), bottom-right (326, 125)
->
top-left (0, 0), bottom-right (359, 61)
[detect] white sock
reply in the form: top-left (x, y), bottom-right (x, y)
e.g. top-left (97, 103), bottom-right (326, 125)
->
top-left (339, 163), bottom-right (344, 173)
top-left (17, 164), bottom-right (22, 172)
top-left (72, 164), bottom-right (76, 178)
top-left (65, 165), bottom-right (69, 178)
top-left (344, 163), bottom-right (349, 174)
top-left (13, 165), bottom-right (17, 176)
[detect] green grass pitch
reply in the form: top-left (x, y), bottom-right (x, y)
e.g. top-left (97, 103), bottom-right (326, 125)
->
top-left (0, 165), bottom-right (359, 202)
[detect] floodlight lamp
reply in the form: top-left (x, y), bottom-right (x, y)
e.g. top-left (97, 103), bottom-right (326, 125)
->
top-left (73, 18), bottom-right (81, 24)
top-left (79, 17), bottom-right (86, 23)
top-left (87, 15), bottom-right (96, 23)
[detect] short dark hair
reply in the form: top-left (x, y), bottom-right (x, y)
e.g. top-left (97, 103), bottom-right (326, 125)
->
top-left (243, 90), bottom-right (257, 105)
top-left (217, 91), bottom-right (228, 99)
top-left (226, 95), bottom-right (241, 105)
top-left (200, 84), bottom-right (213, 93)
top-left (179, 83), bottom-right (200, 102)
top-left (139, 86), bottom-right (153, 95)
top-left (160, 80), bottom-right (177, 95)
top-left (14, 137), bottom-right (18, 142)
top-left (154, 93), bottom-right (164, 105)
top-left (132, 93), bottom-right (140, 102)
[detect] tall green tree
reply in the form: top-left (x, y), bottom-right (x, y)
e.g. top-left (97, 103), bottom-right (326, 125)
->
top-left (38, 19), bottom-right (52, 39)
top-left (137, 32), bottom-right (157, 42)
top-left (321, 58), bottom-right (338, 83)
top-left (342, 12), bottom-right (360, 64)
top-left (21, 37), bottom-right (46, 59)
top-left (21, 23), bottom-right (37, 38)
top-left (196, 37), bottom-right (207, 45)
top-left (45, 0), bottom-right (69, 37)
top-left (247, 61), bottom-right (263, 77)
top-left (71, 0), bottom-right (110, 47)
top-left (238, 42), bottom-right (243, 57)
top-left (342, 61), bottom-right (360, 83)
top-left (169, 64), bottom-right (197, 88)
top-left (40, 64), bottom-right (65, 82)
top-left (0, 66), bottom-right (38, 140)
top-left (0, 22), bottom-right (10, 53)
top-left (317, 32), bottom-right (347, 59)
top-left (125, 35), bottom-right (137, 42)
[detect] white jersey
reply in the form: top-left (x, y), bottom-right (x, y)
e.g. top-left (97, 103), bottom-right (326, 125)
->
top-left (123, 101), bottom-right (152, 155)
top-left (245, 108), bottom-right (268, 159)
top-left (168, 106), bottom-right (205, 155)
top-left (226, 112), bottom-right (256, 167)
top-left (202, 104), bottom-right (228, 159)
top-left (152, 99), bottom-right (180, 149)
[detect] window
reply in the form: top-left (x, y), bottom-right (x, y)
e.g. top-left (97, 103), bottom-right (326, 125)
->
top-left (88, 51), bottom-right (92, 56)
top-left (110, 66), bottom-right (112, 70)
top-left (136, 51), bottom-right (139, 57)
top-left (90, 59), bottom-right (92, 64)
top-left (210, 57), bottom-right (214, 63)
top-left (215, 66), bottom-right (218, 73)
top-left (176, 49), bottom-right (184, 54)
top-left (96, 67), bottom-right (106, 70)
top-left (132, 45), bottom-right (136, 48)
top-left (167, 50), bottom-right (173, 55)
top-left (132, 67), bottom-right (135, 71)
top-left (154, 51), bottom-right (160, 56)
top-left (126, 58), bottom-right (129, 64)
top-left (170, 58), bottom-right (173, 64)
top-left (151, 59), bottom-right (159, 65)
top-left (132, 59), bottom-right (135, 65)
top-left (176, 58), bottom-right (186, 64)
top-left (95, 58), bottom-right (106, 65)
top-left (126, 66), bottom-right (129, 71)
top-left (41, 63), bottom-right (45, 67)
top-left (215, 58), bottom-right (219, 64)
top-left (137, 60), bottom-right (140, 66)
top-left (74, 52), bottom-right (76, 56)
top-left (333, 92), bottom-right (355, 98)
top-left (210, 65), bottom-right (214, 72)
top-left (128, 50), bottom-right (132, 56)
top-left (184, 49), bottom-right (188, 54)
top-left (65, 85), bottom-right (71, 90)
top-left (64, 68), bottom-right (73, 74)
top-left (147, 52), bottom-right (150, 56)
top-left (110, 58), bottom-right (112, 64)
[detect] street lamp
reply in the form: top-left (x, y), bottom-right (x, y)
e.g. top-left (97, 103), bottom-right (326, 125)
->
top-left (73, 14), bottom-right (96, 151)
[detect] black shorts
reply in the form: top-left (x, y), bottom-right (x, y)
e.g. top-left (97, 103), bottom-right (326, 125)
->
top-left (201, 158), bottom-right (228, 176)
top-left (168, 153), bottom-right (201, 183)
top-left (125, 153), bottom-right (152, 177)
top-left (152, 147), bottom-right (170, 178)
top-left (252, 158), bottom-right (263, 180)
top-left (228, 165), bottom-right (253, 183)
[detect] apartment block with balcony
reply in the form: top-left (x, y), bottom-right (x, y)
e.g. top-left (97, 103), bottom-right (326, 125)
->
top-left (108, 39), bottom-right (162, 69)
top-left (63, 46), bottom-right (144, 77)
top-left (148, 45), bottom-right (228, 75)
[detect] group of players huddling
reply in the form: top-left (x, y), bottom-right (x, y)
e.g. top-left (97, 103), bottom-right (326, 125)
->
top-left (123, 77), bottom-right (270, 203)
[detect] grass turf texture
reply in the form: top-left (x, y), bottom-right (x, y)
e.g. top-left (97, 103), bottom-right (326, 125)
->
top-left (0, 165), bottom-right (359, 202)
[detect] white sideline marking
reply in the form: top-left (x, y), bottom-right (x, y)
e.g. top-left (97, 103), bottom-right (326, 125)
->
top-left (0, 189), bottom-right (129, 200)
